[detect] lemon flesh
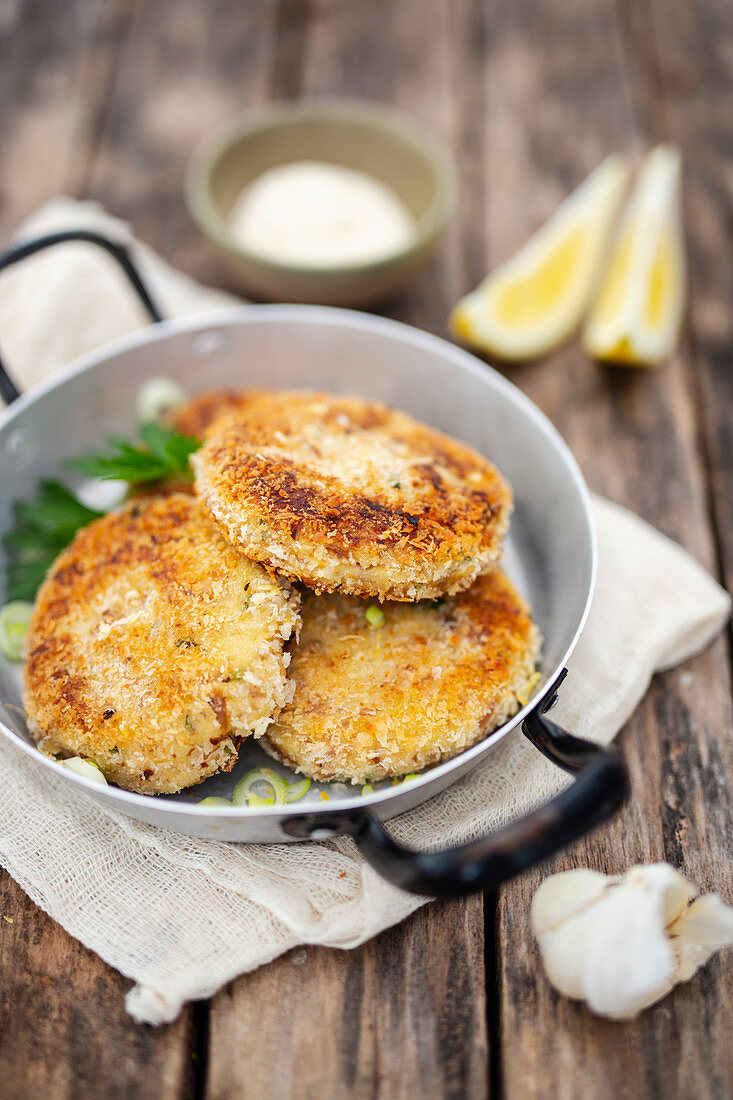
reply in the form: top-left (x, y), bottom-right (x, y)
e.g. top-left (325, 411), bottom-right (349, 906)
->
top-left (584, 144), bottom-right (685, 368)
top-left (449, 154), bottom-right (630, 360)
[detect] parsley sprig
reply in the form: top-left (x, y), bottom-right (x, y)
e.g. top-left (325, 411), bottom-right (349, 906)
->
top-left (4, 426), bottom-right (202, 601)
top-left (3, 480), bottom-right (104, 601)
top-left (69, 423), bottom-right (200, 484)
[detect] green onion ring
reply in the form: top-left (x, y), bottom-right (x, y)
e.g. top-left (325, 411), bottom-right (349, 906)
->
top-left (61, 757), bottom-right (108, 786)
top-left (283, 777), bottom-right (311, 803)
top-left (233, 768), bottom-right (290, 807)
top-left (0, 601), bottom-right (33, 662)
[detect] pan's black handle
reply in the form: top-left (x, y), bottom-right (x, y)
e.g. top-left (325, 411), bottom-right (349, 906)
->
top-left (284, 670), bottom-right (630, 897)
top-left (0, 229), bottom-right (164, 405)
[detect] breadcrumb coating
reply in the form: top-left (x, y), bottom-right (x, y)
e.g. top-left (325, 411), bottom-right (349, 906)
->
top-left (23, 494), bottom-right (300, 794)
top-left (192, 390), bottom-right (512, 601)
top-left (264, 568), bottom-right (541, 783)
top-left (174, 389), bottom-right (265, 439)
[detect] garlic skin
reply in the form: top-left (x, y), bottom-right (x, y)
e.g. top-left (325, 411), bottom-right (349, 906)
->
top-left (531, 864), bottom-right (733, 1019)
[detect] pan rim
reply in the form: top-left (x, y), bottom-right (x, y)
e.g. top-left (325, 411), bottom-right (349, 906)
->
top-left (0, 304), bottom-right (597, 820)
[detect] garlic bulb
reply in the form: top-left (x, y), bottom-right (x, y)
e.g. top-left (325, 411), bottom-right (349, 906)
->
top-left (531, 864), bottom-right (733, 1019)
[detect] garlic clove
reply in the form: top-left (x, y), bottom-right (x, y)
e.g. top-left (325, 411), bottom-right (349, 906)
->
top-left (668, 893), bottom-right (733, 945)
top-left (671, 941), bottom-right (718, 985)
top-left (535, 907), bottom-right (608, 1000)
top-left (626, 863), bottom-right (697, 926)
top-left (668, 894), bottom-right (733, 983)
top-left (532, 864), bottom-right (733, 1020)
top-left (580, 881), bottom-right (676, 1018)
top-left (531, 868), bottom-right (612, 937)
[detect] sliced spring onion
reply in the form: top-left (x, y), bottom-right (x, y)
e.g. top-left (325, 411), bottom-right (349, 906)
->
top-left (283, 777), bottom-right (311, 803)
top-left (136, 377), bottom-right (187, 426)
top-left (232, 767), bottom-right (290, 807)
top-left (361, 784), bottom-right (375, 796)
top-left (61, 757), bottom-right (108, 785)
top-left (402, 773), bottom-right (420, 782)
top-left (516, 670), bottom-right (542, 707)
top-left (365, 604), bottom-right (384, 628)
top-left (198, 796), bottom-right (232, 806)
top-left (248, 793), bottom-right (275, 807)
top-left (0, 601), bottom-right (33, 662)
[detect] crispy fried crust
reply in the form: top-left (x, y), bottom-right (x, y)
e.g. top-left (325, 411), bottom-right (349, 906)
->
top-left (192, 390), bottom-right (513, 600)
top-left (264, 569), bottom-right (541, 783)
top-left (174, 389), bottom-right (266, 439)
top-left (23, 494), bottom-right (300, 794)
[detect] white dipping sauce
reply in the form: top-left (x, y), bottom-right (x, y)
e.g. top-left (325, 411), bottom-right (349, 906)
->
top-left (228, 160), bottom-right (418, 268)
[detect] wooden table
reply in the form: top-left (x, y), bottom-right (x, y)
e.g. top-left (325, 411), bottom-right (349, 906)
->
top-left (0, 1), bottom-right (731, 1096)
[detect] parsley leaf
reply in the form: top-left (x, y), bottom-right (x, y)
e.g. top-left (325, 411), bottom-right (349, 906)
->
top-left (4, 426), bottom-right (202, 601)
top-left (3, 480), bottom-right (104, 601)
top-left (69, 424), bottom-right (200, 485)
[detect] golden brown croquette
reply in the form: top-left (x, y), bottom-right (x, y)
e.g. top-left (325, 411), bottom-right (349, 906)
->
top-left (23, 494), bottom-right (300, 794)
top-left (192, 390), bottom-right (512, 601)
top-left (264, 568), bottom-right (540, 783)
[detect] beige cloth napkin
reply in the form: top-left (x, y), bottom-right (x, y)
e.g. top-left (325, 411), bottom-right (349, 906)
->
top-left (0, 200), bottom-right (729, 1025)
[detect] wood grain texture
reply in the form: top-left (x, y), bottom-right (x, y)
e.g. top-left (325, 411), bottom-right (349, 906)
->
top-left (0, 0), bottom-right (731, 1096)
top-left (622, 0), bottom-right (733, 598)
top-left (0, 867), bottom-right (196, 1100)
top-left (0, 0), bottom-right (132, 232)
top-left (0, 3), bottom-right (197, 1097)
top-left (479, 1), bottom-right (733, 1096)
top-left (84, 0), bottom-right (280, 286)
top-left (207, 898), bottom-right (487, 1100)
top-left (204, 4), bottom-right (489, 1097)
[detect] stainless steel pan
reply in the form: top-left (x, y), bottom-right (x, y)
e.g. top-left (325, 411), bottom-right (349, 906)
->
top-left (0, 232), bottom-right (628, 896)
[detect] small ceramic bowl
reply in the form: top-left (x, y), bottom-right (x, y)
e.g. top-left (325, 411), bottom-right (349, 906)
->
top-left (185, 99), bottom-right (457, 306)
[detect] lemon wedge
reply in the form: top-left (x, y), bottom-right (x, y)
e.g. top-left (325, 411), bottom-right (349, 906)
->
top-left (449, 154), bottom-right (630, 360)
top-left (583, 144), bottom-right (685, 367)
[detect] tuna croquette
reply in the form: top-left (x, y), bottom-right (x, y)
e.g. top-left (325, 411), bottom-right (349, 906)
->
top-left (192, 390), bottom-right (512, 601)
top-left (264, 568), bottom-right (540, 784)
top-left (23, 494), bottom-right (300, 794)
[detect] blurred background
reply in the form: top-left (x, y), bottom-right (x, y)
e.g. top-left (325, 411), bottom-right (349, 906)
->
top-left (0, 0), bottom-right (729, 668)
top-left (0, 0), bottom-right (729, 561)
top-left (0, 0), bottom-right (729, 505)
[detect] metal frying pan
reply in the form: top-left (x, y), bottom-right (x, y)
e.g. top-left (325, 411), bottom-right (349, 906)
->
top-left (0, 232), bottom-right (629, 896)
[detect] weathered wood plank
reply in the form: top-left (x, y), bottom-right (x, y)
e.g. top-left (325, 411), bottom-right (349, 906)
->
top-left (476, 1), bottom-right (733, 1096)
top-left (207, 898), bottom-right (487, 1100)
top-left (618, 0), bottom-right (733, 596)
top-left (498, 650), bottom-right (733, 1100)
top-left (0, 3), bottom-right (198, 1097)
top-left (84, 0), bottom-right (280, 285)
top-left (2, 2), bottom-right (730, 1099)
top-left (301, 0), bottom-right (469, 327)
top-left (0, 869), bottom-right (195, 1100)
top-left (203, 2), bottom-right (490, 1097)
top-left (0, 0), bottom-right (128, 235)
